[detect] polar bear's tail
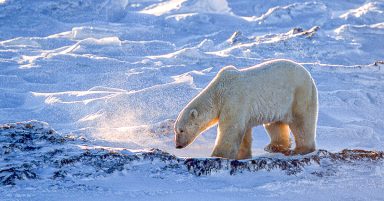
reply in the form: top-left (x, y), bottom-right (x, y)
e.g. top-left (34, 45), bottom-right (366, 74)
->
top-left (311, 81), bottom-right (318, 120)
top-left (310, 80), bottom-right (319, 139)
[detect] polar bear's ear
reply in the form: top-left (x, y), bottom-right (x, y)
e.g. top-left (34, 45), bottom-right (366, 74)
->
top-left (189, 109), bottom-right (198, 119)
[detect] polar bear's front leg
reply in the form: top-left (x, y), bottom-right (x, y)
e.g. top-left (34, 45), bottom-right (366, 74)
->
top-left (237, 127), bottom-right (252, 159)
top-left (211, 123), bottom-right (245, 159)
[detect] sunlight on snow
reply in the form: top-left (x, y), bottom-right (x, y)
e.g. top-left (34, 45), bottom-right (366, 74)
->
top-left (140, 0), bottom-right (187, 16)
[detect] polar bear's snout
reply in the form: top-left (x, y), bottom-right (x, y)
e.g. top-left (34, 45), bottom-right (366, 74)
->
top-left (174, 125), bottom-right (187, 149)
top-left (174, 132), bottom-right (187, 149)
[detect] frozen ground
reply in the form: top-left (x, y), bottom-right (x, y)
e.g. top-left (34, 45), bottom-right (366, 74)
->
top-left (0, 0), bottom-right (383, 200)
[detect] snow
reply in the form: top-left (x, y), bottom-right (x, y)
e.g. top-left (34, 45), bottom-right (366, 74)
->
top-left (0, 0), bottom-right (384, 200)
top-left (140, 0), bottom-right (231, 16)
top-left (1, 121), bottom-right (383, 201)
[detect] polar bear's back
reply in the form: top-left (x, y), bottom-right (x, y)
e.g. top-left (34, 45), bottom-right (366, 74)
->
top-left (216, 59), bottom-right (316, 125)
top-left (243, 59), bottom-right (312, 82)
top-left (219, 59), bottom-right (314, 91)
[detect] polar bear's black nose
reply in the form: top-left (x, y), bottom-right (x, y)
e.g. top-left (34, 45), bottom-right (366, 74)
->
top-left (179, 129), bottom-right (184, 133)
top-left (176, 145), bottom-right (183, 149)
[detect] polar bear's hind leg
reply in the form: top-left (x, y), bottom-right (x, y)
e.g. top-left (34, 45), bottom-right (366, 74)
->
top-left (289, 118), bottom-right (316, 155)
top-left (264, 122), bottom-right (291, 153)
top-left (289, 85), bottom-right (318, 155)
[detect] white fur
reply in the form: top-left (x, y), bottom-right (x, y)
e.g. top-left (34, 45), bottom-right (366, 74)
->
top-left (174, 59), bottom-right (318, 159)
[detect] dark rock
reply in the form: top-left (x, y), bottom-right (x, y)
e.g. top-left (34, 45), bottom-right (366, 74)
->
top-left (1, 121), bottom-right (384, 186)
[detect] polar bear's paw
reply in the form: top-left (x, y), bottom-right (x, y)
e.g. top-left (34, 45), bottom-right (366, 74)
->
top-left (264, 143), bottom-right (291, 154)
top-left (279, 146), bottom-right (316, 156)
top-left (291, 146), bottom-right (316, 155)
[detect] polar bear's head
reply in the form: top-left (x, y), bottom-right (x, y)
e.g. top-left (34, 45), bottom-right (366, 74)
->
top-left (174, 108), bottom-right (202, 149)
top-left (174, 75), bottom-right (222, 149)
top-left (174, 105), bottom-right (218, 149)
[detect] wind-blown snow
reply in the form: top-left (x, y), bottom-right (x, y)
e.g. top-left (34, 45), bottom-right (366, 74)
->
top-left (0, 0), bottom-right (383, 200)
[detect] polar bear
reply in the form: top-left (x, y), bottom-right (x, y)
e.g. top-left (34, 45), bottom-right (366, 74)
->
top-left (174, 59), bottom-right (318, 159)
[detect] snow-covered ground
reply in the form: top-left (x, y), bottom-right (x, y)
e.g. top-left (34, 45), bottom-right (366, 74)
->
top-left (0, 0), bottom-right (383, 200)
